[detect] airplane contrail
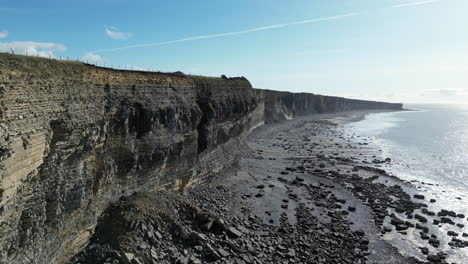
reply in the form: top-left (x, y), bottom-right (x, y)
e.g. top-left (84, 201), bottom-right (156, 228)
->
top-left (394, 0), bottom-right (439, 8)
top-left (93, 13), bottom-right (359, 53)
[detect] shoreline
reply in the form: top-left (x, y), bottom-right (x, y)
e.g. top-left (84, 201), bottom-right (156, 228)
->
top-left (71, 110), bottom-right (466, 264)
top-left (343, 110), bottom-right (468, 263)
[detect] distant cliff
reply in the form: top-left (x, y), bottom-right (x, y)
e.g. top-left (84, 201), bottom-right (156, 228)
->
top-left (263, 89), bottom-right (402, 124)
top-left (0, 53), bottom-right (402, 264)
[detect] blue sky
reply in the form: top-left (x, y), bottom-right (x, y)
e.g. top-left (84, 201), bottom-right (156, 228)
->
top-left (1, 0), bottom-right (467, 103)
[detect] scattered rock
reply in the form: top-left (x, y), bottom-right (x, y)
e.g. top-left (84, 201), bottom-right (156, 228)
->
top-left (420, 247), bottom-right (429, 255)
top-left (228, 227), bottom-right (242, 238)
top-left (415, 214), bottom-right (428, 223)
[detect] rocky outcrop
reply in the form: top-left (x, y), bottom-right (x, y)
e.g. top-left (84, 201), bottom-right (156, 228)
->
top-left (0, 54), bottom-right (261, 264)
top-left (0, 53), bottom-right (401, 264)
top-left (263, 90), bottom-right (402, 124)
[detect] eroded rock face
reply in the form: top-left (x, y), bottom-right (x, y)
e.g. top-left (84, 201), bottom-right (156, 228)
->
top-left (264, 90), bottom-right (402, 124)
top-left (0, 54), bottom-right (402, 264)
top-left (0, 54), bottom-right (261, 264)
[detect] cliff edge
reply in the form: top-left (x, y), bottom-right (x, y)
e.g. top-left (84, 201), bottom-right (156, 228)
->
top-left (0, 53), bottom-right (402, 264)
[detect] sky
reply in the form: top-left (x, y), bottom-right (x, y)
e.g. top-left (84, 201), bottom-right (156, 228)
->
top-left (1, 0), bottom-right (467, 104)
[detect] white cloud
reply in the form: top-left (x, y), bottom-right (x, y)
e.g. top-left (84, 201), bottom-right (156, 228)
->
top-left (0, 41), bottom-right (66, 57)
top-left (81, 52), bottom-right (103, 63)
top-left (394, 0), bottom-right (439, 8)
top-left (0, 30), bottom-right (8, 39)
top-left (95, 13), bottom-right (358, 53)
top-left (105, 26), bottom-right (132, 40)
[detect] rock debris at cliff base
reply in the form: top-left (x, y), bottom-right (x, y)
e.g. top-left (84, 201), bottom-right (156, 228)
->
top-left (69, 188), bottom-right (366, 264)
top-left (0, 54), bottom-right (404, 264)
top-left (1, 52), bottom-right (463, 263)
top-left (68, 113), bottom-right (467, 264)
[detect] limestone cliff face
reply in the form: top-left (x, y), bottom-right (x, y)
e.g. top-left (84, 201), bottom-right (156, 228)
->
top-left (0, 54), bottom-right (401, 264)
top-left (0, 54), bottom-right (261, 264)
top-left (263, 90), bottom-right (402, 124)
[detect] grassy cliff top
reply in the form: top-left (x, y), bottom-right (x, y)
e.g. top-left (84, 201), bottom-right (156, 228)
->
top-left (0, 53), bottom-right (252, 89)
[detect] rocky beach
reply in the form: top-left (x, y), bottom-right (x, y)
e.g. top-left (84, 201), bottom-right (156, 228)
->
top-left (3, 1), bottom-right (467, 263)
top-left (1, 54), bottom-right (465, 264)
top-left (69, 111), bottom-right (468, 264)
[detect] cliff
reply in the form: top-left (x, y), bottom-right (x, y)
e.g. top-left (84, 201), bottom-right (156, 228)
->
top-left (263, 89), bottom-right (403, 124)
top-left (0, 53), bottom-right (402, 264)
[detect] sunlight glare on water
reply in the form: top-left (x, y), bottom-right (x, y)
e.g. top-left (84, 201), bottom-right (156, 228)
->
top-left (345, 104), bottom-right (468, 262)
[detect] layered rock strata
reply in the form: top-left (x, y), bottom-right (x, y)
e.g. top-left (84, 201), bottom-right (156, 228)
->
top-left (264, 89), bottom-right (402, 124)
top-left (0, 54), bottom-right (401, 264)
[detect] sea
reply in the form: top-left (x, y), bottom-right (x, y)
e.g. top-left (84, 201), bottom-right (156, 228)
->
top-left (345, 104), bottom-right (468, 262)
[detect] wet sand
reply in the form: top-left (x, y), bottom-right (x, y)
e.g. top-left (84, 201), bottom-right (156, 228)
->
top-left (72, 111), bottom-right (467, 264)
top-left (190, 111), bottom-right (467, 263)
